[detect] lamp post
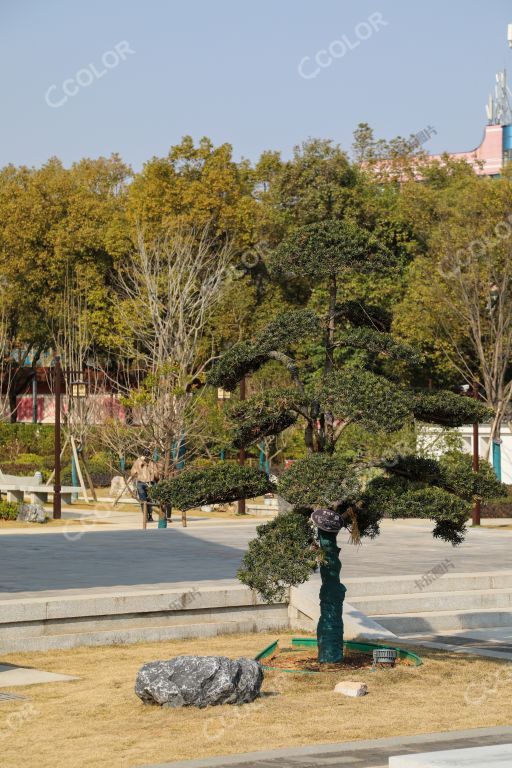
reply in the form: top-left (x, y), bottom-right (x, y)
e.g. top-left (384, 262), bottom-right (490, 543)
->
top-left (53, 355), bottom-right (62, 520)
top-left (69, 374), bottom-right (88, 500)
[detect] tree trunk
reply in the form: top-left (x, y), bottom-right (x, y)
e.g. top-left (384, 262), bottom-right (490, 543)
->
top-left (317, 530), bottom-right (346, 664)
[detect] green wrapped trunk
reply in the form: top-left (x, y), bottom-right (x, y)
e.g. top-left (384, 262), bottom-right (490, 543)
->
top-left (317, 530), bottom-right (346, 663)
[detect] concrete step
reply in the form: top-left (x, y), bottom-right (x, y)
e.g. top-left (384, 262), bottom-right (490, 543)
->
top-left (350, 587), bottom-right (512, 616)
top-left (0, 584), bottom-right (289, 653)
top-left (373, 607), bottom-right (512, 635)
top-left (0, 615), bottom-right (290, 653)
top-left (343, 571), bottom-right (512, 598)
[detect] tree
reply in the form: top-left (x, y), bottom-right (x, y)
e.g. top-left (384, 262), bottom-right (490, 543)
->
top-left (0, 155), bottom-right (131, 420)
top-left (393, 168), bottom-right (512, 457)
top-left (154, 221), bottom-right (502, 664)
top-left (109, 226), bottom-right (232, 476)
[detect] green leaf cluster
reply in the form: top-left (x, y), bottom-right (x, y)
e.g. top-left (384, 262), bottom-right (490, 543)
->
top-left (412, 390), bottom-right (493, 427)
top-left (152, 464), bottom-right (273, 511)
top-left (228, 388), bottom-right (300, 449)
top-left (238, 512), bottom-right (317, 602)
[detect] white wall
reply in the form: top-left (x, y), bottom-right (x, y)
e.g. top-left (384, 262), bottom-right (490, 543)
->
top-left (420, 424), bottom-right (510, 483)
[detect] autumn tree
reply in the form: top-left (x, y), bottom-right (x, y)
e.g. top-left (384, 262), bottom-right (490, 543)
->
top-left (394, 165), bottom-right (512, 459)
top-left (0, 155), bottom-right (131, 418)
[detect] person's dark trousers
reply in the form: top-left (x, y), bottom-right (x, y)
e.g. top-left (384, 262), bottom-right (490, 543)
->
top-left (137, 481), bottom-right (153, 521)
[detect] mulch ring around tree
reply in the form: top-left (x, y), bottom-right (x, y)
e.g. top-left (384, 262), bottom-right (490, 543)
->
top-left (266, 646), bottom-right (416, 672)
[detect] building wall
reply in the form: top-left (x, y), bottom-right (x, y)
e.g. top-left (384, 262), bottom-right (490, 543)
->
top-left (429, 124), bottom-right (504, 176)
top-left (420, 424), bottom-right (512, 484)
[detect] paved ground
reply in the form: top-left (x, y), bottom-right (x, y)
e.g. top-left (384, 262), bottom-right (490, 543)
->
top-left (403, 626), bottom-right (512, 661)
top-left (141, 727), bottom-right (512, 768)
top-left (1, 518), bottom-right (512, 599)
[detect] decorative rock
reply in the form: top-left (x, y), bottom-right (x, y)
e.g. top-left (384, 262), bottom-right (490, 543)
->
top-left (334, 681), bottom-right (368, 697)
top-left (17, 503), bottom-right (46, 523)
top-left (135, 655), bottom-right (264, 708)
top-left (110, 475), bottom-right (131, 498)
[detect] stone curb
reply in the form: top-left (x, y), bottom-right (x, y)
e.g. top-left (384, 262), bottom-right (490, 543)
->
top-left (140, 726), bottom-right (512, 767)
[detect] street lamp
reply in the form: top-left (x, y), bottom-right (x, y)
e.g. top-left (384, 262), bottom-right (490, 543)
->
top-left (69, 374), bottom-right (88, 499)
top-left (70, 378), bottom-right (87, 399)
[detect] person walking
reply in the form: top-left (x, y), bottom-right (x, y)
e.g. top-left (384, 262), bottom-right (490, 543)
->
top-left (130, 450), bottom-right (160, 522)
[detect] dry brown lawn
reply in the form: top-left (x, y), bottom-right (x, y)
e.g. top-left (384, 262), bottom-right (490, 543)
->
top-left (0, 631), bottom-right (510, 768)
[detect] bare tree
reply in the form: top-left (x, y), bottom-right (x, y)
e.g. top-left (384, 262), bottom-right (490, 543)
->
top-left (48, 276), bottom-right (107, 496)
top-left (111, 226), bottom-right (231, 477)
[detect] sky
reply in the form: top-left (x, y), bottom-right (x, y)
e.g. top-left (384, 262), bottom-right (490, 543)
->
top-left (1, 0), bottom-right (511, 170)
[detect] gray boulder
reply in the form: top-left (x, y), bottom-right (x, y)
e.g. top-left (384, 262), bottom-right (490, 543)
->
top-left (17, 503), bottom-right (46, 523)
top-left (135, 655), bottom-right (264, 708)
top-left (110, 475), bottom-right (132, 498)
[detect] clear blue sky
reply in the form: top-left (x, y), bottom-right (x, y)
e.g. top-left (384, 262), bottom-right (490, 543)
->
top-left (1, 0), bottom-right (511, 169)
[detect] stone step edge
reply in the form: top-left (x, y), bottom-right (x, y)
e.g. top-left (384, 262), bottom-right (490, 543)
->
top-left (371, 606), bottom-right (512, 620)
top-left (342, 571), bottom-right (512, 596)
top-left (0, 616), bottom-right (290, 653)
top-left (350, 586), bottom-right (512, 606)
top-left (0, 584), bottom-right (285, 624)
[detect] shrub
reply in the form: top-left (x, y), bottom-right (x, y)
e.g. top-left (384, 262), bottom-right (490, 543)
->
top-left (0, 424), bottom-right (55, 459)
top-left (481, 496), bottom-right (512, 517)
top-left (61, 452), bottom-right (113, 488)
top-left (0, 500), bottom-right (18, 520)
top-left (0, 462), bottom-right (49, 480)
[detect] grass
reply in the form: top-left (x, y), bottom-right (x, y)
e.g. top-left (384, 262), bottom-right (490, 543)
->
top-left (0, 631), bottom-right (511, 768)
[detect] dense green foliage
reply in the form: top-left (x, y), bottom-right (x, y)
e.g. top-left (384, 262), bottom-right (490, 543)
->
top-left (412, 391), bottom-right (493, 427)
top-left (238, 512), bottom-right (317, 602)
top-left (228, 389), bottom-right (299, 449)
top-left (207, 310), bottom-right (318, 391)
top-left (317, 370), bottom-right (412, 432)
top-left (276, 454), bottom-right (358, 508)
top-left (152, 464), bottom-right (273, 511)
top-left (270, 220), bottom-right (385, 281)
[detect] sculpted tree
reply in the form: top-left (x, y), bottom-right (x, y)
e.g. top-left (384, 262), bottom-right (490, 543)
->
top-left (154, 220), bottom-right (503, 664)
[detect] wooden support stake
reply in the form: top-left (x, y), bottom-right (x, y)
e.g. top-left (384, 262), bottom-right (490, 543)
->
top-left (142, 501), bottom-right (147, 530)
top-left (71, 436), bottom-right (90, 504)
top-left (47, 436), bottom-right (69, 485)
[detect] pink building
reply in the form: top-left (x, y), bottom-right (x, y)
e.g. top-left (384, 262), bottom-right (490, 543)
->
top-left (429, 123), bottom-right (512, 177)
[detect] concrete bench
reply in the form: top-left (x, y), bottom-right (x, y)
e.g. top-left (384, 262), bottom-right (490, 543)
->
top-left (0, 469), bottom-right (43, 485)
top-left (0, 484), bottom-right (82, 505)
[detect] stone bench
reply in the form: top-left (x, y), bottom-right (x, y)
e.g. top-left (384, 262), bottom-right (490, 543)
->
top-left (0, 484), bottom-right (82, 506)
